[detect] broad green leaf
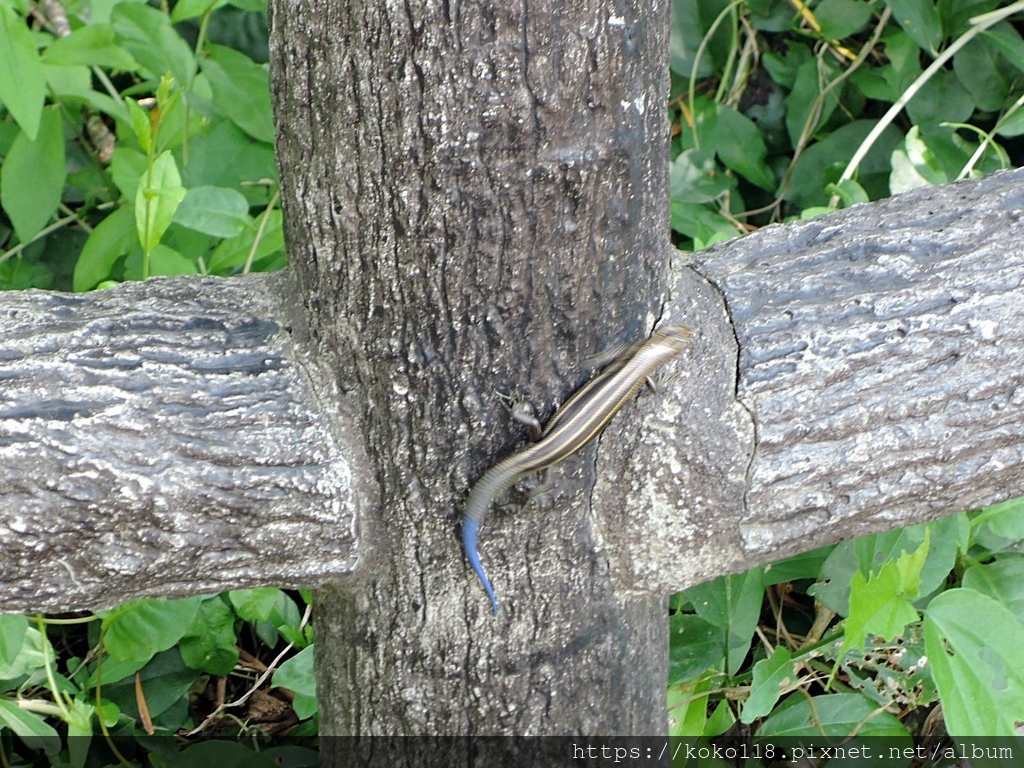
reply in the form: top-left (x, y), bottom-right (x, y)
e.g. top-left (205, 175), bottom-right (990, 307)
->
top-left (714, 106), bottom-right (775, 190)
top-left (109, 147), bottom-right (149, 200)
top-left (890, 126), bottom-right (947, 193)
top-left (73, 206), bottom-right (136, 292)
top-left (0, 699), bottom-right (60, 754)
top-left (98, 596), bottom-right (203, 662)
top-left (41, 23), bottom-right (137, 69)
top-left (201, 44), bottom-right (275, 142)
top-left (207, 208), bottom-right (283, 272)
top-left (886, 0), bottom-right (943, 56)
top-left (962, 557), bottom-right (1024, 622)
top-left (111, 3), bottom-right (194, 88)
top-left (171, 0), bottom-right (227, 22)
top-left (669, 149), bottom-right (734, 204)
top-left (124, 97), bottom-right (153, 154)
top-left (183, 119), bottom-right (278, 190)
top-left (786, 57), bottom-right (841, 148)
top-left (0, 5), bottom-right (46, 139)
top-left (0, 615), bottom-right (27, 666)
top-left (906, 68), bottom-right (973, 128)
top-left (180, 598), bottom-right (239, 675)
top-left (687, 570), bottom-right (764, 675)
top-left (953, 37), bottom-right (1010, 113)
top-left (173, 185), bottom-right (250, 237)
top-left (742, 646), bottom-right (794, 723)
top-left (669, 201), bottom-right (739, 244)
top-left (826, 177), bottom-right (869, 206)
top-left (924, 589), bottom-right (1024, 736)
top-left (135, 151), bottom-right (187, 254)
top-left (974, 495), bottom-right (1024, 539)
top-left (668, 613), bottom-right (723, 685)
top-left (148, 244), bottom-right (197, 277)
top-left (0, 107), bottom-right (67, 243)
top-left (229, 587), bottom-right (289, 622)
top-left (815, 0), bottom-right (873, 40)
top-left (274, 645), bottom-right (317, 720)
top-left (0, 626), bottom-right (46, 679)
top-left (667, 678), bottom-right (711, 738)
top-left (758, 692), bottom-right (909, 739)
top-left (981, 22), bottom-right (1024, 77)
top-left (98, 648), bottom-right (199, 721)
top-left (839, 530), bottom-right (927, 659)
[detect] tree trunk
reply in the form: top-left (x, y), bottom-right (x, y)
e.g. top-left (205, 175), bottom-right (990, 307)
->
top-left (269, 0), bottom-right (676, 736)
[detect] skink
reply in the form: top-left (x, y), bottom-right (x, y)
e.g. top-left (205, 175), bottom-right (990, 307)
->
top-left (462, 324), bottom-right (693, 614)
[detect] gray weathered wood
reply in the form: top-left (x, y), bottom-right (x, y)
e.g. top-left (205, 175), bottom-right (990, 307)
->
top-left (0, 273), bottom-right (357, 611)
top-left (598, 169), bottom-right (1024, 600)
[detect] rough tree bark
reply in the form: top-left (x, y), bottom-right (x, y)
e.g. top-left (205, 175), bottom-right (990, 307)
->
top-left (268, 0), bottom-right (677, 738)
top-left (0, 0), bottom-right (1022, 745)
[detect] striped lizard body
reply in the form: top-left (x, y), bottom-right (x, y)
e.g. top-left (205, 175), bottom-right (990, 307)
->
top-left (462, 324), bottom-right (693, 614)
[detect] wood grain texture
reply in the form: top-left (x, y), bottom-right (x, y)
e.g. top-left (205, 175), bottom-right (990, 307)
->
top-left (696, 169), bottom-right (1024, 564)
top-left (0, 273), bottom-right (356, 611)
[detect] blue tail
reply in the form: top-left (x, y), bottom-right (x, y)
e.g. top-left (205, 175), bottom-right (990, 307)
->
top-left (462, 517), bottom-right (498, 614)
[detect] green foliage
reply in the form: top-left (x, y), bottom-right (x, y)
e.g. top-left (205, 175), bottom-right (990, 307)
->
top-left (0, 0), bottom-right (281, 291)
top-left (669, 0), bottom-right (1024, 250)
top-left (670, 501), bottom-right (1024, 743)
top-left (0, 590), bottom-right (314, 765)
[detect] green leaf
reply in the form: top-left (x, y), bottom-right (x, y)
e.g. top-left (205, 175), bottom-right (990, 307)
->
top-left (201, 44), bottom-right (275, 143)
top-left (885, 0), bottom-right (943, 56)
top-left (0, 614), bottom-right (28, 666)
top-left (41, 23), bottom-right (137, 69)
top-left (171, 0), bottom-right (228, 22)
top-left (98, 648), bottom-right (199, 722)
top-left (109, 146), bottom-right (149, 200)
top-left (906, 68), bottom-right (973, 128)
top-left (0, 107), bottom-right (67, 243)
top-left (669, 149), bottom-right (733, 204)
top-left (180, 598), bottom-right (239, 675)
top-left (890, 125), bottom-right (947, 193)
top-left (135, 151), bottom-right (187, 254)
top-left (786, 57), bottom-right (841, 148)
top-left (974, 495), bottom-right (1024, 539)
top-left (183, 119), bottom-right (278, 190)
top-left (669, 201), bottom-right (738, 245)
top-left (73, 206), bottom-right (136, 292)
top-left (148, 244), bottom-right (197, 277)
top-left (173, 185), bottom-right (250, 237)
top-left (815, 0), bottom-right (873, 40)
top-left (274, 645), bottom-right (317, 720)
top-left (839, 530), bottom-right (927, 659)
top-left (207, 208), bottom-right (283, 273)
top-left (0, 699), bottom-right (60, 754)
top-left (124, 97), bottom-right (153, 154)
top-left (953, 37), bottom-right (1010, 113)
top-left (229, 587), bottom-right (289, 623)
top-left (98, 596), bottom-right (203, 662)
top-left (981, 22), bottom-right (1024, 77)
top-left (0, 627), bottom-right (46, 679)
top-left (962, 558), bottom-right (1024, 622)
top-left (758, 692), bottom-right (909, 739)
top-left (826, 178), bottom-right (869, 206)
top-left (111, 3), bottom-right (195, 88)
top-left (668, 613), bottom-right (722, 685)
top-left (924, 589), bottom-right (1024, 736)
top-left (714, 106), bottom-right (775, 190)
top-left (686, 570), bottom-right (764, 675)
top-left (0, 5), bottom-right (46, 139)
top-left (742, 646), bottom-right (793, 723)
